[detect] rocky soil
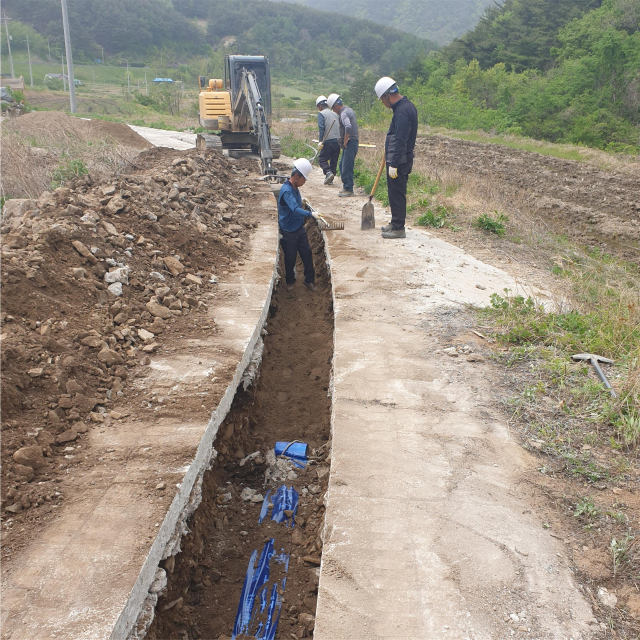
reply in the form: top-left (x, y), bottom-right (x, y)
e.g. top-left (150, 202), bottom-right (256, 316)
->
top-left (0, 147), bottom-right (265, 551)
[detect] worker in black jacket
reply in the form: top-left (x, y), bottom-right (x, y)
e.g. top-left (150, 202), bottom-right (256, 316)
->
top-left (374, 77), bottom-right (418, 239)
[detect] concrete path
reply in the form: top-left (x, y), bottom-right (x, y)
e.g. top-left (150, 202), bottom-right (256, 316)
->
top-left (0, 206), bottom-right (278, 640)
top-left (302, 175), bottom-right (596, 639)
top-left (128, 126), bottom-right (196, 150)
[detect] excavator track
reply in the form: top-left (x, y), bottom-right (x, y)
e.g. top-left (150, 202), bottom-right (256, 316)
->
top-left (196, 133), bottom-right (223, 151)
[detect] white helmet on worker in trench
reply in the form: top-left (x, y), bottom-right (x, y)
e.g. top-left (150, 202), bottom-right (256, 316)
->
top-left (316, 95), bottom-right (328, 106)
top-left (327, 93), bottom-right (341, 109)
top-left (293, 158), bottom-right (313, 179)
top-left (375, 76), bottom-right (398, 99)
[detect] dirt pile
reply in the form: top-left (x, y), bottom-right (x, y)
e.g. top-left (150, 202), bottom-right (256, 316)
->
top-left (3, 111), bottom-right (152, 150)
top-left (0, 147), bottom-right (263, 537)
top-left (415, 135), bottom-right (640, 259)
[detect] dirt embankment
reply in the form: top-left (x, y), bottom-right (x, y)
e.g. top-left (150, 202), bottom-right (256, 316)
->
top-left (414, 135), bottom-right (640, 259)
top-left (0, 146), bottom-right (264, 554)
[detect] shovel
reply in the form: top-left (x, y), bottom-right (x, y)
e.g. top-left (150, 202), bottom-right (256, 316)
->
top-left (361, 154), bottom-right (386, 230)
top-left (572, 353), bottom-right (617, 397)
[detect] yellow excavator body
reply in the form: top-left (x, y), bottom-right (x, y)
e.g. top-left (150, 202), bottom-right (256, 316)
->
top-left (198, 79), bottom-right (232, 131)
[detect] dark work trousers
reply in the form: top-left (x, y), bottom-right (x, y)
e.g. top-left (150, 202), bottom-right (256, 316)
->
top-left (318, 140), bottom-right (340, 176)
top-left (280, 224), bottom-right (315, 285)
top-left (387, 160), bottom-right (413, 229)
top-left (339, 138), bottom-right (359, 191)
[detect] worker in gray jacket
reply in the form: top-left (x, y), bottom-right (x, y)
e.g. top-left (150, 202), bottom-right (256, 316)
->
top-left (316, 95), bottom-right (340, 185)
top-left (327, 93), bottom-right (358, 197)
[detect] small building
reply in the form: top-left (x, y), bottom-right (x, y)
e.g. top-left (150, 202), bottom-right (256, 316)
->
top-left (153, 78), bottom-right (173, 83)
top-left (0, 76), bottom-right (25, 90)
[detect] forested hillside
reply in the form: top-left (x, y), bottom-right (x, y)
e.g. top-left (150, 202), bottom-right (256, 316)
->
top-left (266, 0), bottom-right (493, 44)
top-left (2, 0), bottom-right (434, 83)
top-left (387, 0), bottom-right (640, 151)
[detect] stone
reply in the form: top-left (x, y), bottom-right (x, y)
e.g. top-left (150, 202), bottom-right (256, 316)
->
top-left (168, 187), bottom-right (180, 201)
top-left (142, 343), bottom-right (160, 353)
top-left (80, 210), bottom-right (99, 225)
top-left (146, 301), bottom-right (172, 320)
top-left (75, 395), bottom-right (97, 412)
top-left (150, 568), bottom-right (167, 594)
top-left (161, 597), bottom-right (183, 612)
top-left (148, 271), bottom-right (166, 282)
top-left (292, 528), bottom-right (304, 546)
top-left (71, 267), bottom-right (87, 279)
top-left (14, 464), bottom-right (35, 481)
top-left (48, 410), bottom-right (61, 424)
top-left (5, 503), bottom-right (23, 514)
top-left (27, 367), bottom-right (44, 377)
top-left (102, 185), bottom-right (117, 196)
top-left (250, 494), bottom-right (264, 503)
top-left (105, 195), bottom-right (125, 214)
top-left (466, 353), bottom-right (485, 362)
top-left (443, 347), bottom-right (458, 357)
top-left (13, 446), bottom-right (47, 469)
top-left (241, 487), bottom-right (257, 501)
top-left (156, 482), bottom-right (166, 490)
top-left (149, 320), bottom-right (164, 334)
top-left (58, 395), bottom-right (74, 409)
top-left (298, 613), bottom-right (315, 630)
top-left (114, 312), bottom-right (128, 325)
top-left (184, 274), bottom-right (202, 286)
top-left (598, 587), bottom-right (618, 608)
top-left (71, 240), bottom-right (98, 264)
top-left (97, 347), bottom-right (124, 366)
top-left (108, 282), bottom-right (123, 297)
top-left (104, 267), bottom-right (129, 285)
top-left (81, 336), bottom-right (104, 348)
top-left (101, 221), bottom-right (119, 236)
top-left (476, 284), bottom-right (487, 290)
top-left (164, 556), bottom-right (175, 573)
top-left (90, 412), bottom-right (105, 423)
top-left (302, 555), bottom-right (321, 566)
top-left (137, 328), bottom-right (154, 341)
top-left (66, 379), bottom-right (84, 394)
top-left (172, 158), bottom-right (187, 167)
top-left (163, 256), bottom-right (184, 277)
top-left (55, 429), bottom-right (78, 444)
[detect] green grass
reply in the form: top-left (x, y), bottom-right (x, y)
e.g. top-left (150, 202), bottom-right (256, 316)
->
top-left (475, 212), bottom-right (508, 236)
top-left (415, 204), bottom-right (449, 228)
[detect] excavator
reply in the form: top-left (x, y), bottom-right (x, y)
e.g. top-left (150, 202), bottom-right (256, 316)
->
top-left (197, 55), bottom-right (281, 177)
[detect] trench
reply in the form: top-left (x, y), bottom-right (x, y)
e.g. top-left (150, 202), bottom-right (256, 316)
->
top-left (145, 221), bottom-right (334, 640)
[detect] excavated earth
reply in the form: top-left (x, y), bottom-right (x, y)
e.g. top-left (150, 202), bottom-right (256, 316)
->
top-left (0, 147), bottom-right (264, 557)
top-left (414, 135), bottom-right (640, 260)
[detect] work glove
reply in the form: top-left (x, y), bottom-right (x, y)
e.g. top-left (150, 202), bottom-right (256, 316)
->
top-left (301, 197), bottom-right (311, 211)
top-left (318, 142), bottom-right (324, 151)
top-left (310, 210), bottom-right (319, 220)
top-left (389, 167), bottom-right (398, 179)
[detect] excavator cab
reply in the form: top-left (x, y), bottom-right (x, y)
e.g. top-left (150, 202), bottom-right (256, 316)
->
top-left (224, 55), bottom-right (272, 121)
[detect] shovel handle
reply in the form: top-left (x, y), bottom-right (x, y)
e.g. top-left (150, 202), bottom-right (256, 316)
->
top-left (369, 154), bottom-right (387, 201)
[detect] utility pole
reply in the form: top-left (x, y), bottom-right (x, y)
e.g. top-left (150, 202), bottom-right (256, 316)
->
top-left (60, 0), bottom-right (77, 113)
top-left (144, 70), bottom-right (148, 96)
top-left (62, 55), bottom-right (67, 91)
top-left (3, 13), bottom-right (15, 78)
top-left (101, 45), bottom-right (104, 63)
top-left (47, 37), bottom-right (51, 60)
top-left (126, 59), bottom-right (130, 94)
top-left (25, 36), bottom-right (34, 87)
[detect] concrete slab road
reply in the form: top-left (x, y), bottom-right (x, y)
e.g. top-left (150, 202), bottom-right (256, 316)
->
top-left (301, 172), bottom-right (597, 639)
top-left (128, 125), bottom-right (196, 150)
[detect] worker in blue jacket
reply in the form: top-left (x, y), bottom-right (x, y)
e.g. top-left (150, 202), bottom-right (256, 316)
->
top-left (374, 77), bottom-right (418, 239)
top-left (278, 158), bottom-right (319, 292)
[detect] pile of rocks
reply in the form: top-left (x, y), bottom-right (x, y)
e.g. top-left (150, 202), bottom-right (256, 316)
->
top-left (0, 147), bottom-right (262, 519)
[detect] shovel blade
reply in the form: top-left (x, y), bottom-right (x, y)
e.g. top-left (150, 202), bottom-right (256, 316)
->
top-left (361, 201), bottom-right (375, 230)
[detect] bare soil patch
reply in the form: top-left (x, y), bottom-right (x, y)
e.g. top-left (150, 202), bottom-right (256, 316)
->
top-left (146, 223), bottom-right (333, 640)
top-left (0, 146), bottom-right (267, 560)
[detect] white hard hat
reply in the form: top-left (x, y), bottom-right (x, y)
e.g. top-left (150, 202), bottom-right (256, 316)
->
top-left (327, 93), bottom-right (341, 109)
top-left (293, 158), bottom-right (312, 179)
top-left (375, 76), bottom-right (397, 99)
top-left (316, 95), bottom-right (328, 106)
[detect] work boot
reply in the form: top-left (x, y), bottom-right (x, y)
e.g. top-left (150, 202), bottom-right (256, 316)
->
top-left (305, 282), bottom-right (316, 292)
top-left (381, 227), bottom-right (406, 239)
top-left (286, 283), bottom-right (294, 292)
top-left (338, 190), bottom-right (354, 198)
top-left (324, 172), bottom-right (334, 185)
top-left (381, 224), bottom-right (393, 232)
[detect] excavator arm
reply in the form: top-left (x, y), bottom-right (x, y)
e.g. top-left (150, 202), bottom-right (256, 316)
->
top-left (232, 68), bottom-right (275, 176)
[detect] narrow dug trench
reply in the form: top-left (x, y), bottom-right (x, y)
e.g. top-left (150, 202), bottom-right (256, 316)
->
top-left (146, 222), bottom-right (334, 640)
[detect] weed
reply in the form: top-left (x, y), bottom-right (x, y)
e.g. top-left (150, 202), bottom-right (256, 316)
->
top-left (615, 411), bottom-right (640, 447)
top-left (610, 534), bottom-right (635, 577)
top-left (475, 211), bottom-right (508, 236)
top-left (416, 205), bottom-right (449, 228)
top-left (574, 497), bottom-right (599, 520)
top-left (51, 158), bottom-right (89, 188)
